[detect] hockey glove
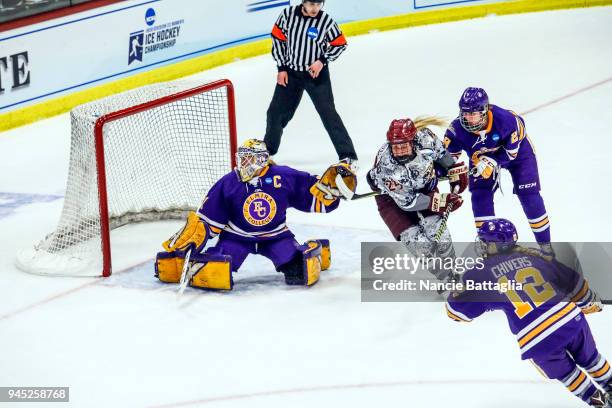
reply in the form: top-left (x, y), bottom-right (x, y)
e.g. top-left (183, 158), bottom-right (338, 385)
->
top-left (447, 161), bottom-right (468, 194)
top-left (474, 156), bottom-right (498, 180)
top-left (579, 290), bottom-right (603, 315)
top-left (428, 192), bottom-right (463, 214)
top-left (310, 162), bottom-right (357, 204)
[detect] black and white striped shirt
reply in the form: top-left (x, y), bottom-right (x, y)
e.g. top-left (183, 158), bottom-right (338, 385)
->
top-left (271, 5), bottom-right (347, 72)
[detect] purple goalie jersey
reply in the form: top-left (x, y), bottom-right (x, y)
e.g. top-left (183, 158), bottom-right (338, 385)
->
top-left (197, 164), bottom-right (339, 242)
top-left (444, 105), bottom-right (537, 169)
top-left (446, 249), bottom-right (588, 360)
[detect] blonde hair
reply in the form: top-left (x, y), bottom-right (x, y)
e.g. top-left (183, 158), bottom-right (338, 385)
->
top-left (413, 115), bottom-right (449, 130)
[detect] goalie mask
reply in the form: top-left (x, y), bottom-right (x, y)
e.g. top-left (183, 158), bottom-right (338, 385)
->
top-left (387, 118), bottom-right (417, 164)
top-left (236, 139), bottom-right (270, 182)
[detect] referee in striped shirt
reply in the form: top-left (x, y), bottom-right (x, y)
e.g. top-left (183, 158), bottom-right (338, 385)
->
top-left (265, 0), bottom-right (358, 164)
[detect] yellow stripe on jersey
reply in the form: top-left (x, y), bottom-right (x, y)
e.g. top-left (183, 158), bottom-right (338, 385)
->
top-left (509, 110), bottom-right (526, 141)
top-left (590, 361), bottom-right (611, 379)
top-left (518, 303), bottom-right (577, 348)
top-left (568, 372), bottom-right (587, 392)
top-left (571, 280), bottom-right (589, 303)
top-left (529, 217), bottom-right (549, 229)
top-left (315, 199), bottom-right (322, 213)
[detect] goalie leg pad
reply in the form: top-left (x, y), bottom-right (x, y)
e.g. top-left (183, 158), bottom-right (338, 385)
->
top-left (189, 253), bottom-right (233, 290)
top-left (155, 248), bottom-right (190, 283)
top-left (316, 239), bottom-right (331, 271)
top-left (162, 211), bottom-right (210, 252)
top-left (279, 241), bottom-right (323, 286)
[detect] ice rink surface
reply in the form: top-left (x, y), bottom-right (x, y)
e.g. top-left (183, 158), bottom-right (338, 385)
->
top-left (1, 6), bottom-right (612, 407)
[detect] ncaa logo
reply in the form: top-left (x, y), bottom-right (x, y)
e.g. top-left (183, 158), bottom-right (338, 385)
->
top-left (492, 134), bottom-right (500, 142)
top-left (145, 8), bottom-right (156, 26)
top-left (128, 31), bottom-right (144, 64)
top-left (307, 27), bottom-right (319, 40)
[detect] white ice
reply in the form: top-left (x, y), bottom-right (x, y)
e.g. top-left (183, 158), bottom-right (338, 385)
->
top-left (1, 6), bottom-right (612, 408)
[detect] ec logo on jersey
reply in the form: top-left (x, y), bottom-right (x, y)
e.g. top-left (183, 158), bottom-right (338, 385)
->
top-left (307, 27), bottom-right (319, 40)
top-left (243, 192), bottom-right (277, 226)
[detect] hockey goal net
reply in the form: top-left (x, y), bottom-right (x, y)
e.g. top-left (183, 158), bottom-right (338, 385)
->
top-left (17, 79), bottom-right (237, 277)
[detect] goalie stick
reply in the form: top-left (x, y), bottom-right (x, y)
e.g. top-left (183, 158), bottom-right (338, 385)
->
top-left (177, 247), bottom-right (194, 298)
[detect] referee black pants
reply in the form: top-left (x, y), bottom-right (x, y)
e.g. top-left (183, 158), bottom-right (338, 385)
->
top-left (264, 66), bottom-right (358, 161)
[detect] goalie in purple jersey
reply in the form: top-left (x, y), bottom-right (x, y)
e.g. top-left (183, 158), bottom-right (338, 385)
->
top-left (446, 219), bottom-right (609, 407)
top-left (444, 87), bottom-right (552, 252)
top-left (153, 139), bottom-right (356, 291)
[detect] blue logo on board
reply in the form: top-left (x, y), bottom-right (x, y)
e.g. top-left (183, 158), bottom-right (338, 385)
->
top-left (145, 8), bottom-right (156, 26)
top-left (492, 134), bottom-right (500, 142)
top-left (264, 177), bottom-right (273, 184)
top-left (307, 27), bottom-right (319, 40)
top-left (128, 31), bottom-right (144, 64)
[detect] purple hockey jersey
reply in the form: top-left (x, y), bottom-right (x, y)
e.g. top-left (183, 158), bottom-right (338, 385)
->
top-left (444, 105), bottom-right (537, 169)
top-left (446, 249), bottom-right (589, 360)
top-left (197, 164), bottom-right (339, 242)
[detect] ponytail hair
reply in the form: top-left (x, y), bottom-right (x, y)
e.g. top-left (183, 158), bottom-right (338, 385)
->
top-left (413, 115), bottom-right (449, 130)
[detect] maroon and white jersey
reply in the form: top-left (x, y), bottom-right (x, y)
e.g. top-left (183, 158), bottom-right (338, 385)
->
top-left (369, 128), bottom-right (448, 210)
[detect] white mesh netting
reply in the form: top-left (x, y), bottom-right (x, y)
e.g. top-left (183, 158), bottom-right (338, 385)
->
top-left (16, 80), bottom-right (234, 276)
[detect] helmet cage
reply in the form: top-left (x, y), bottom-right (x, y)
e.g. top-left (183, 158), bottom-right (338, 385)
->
top-left (460, 105), bottom-right (489, 132)
top-left (236, 145), bottom-right (269, 182)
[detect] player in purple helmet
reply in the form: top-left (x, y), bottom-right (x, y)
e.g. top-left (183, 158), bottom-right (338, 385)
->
top-left (447, 218), bottom-right (609, 407)
top-left (444, 88), bottom-right (552, 253)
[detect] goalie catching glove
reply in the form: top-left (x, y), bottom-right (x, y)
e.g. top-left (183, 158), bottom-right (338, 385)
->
top-left (310, 162), bottom-right (357, 205)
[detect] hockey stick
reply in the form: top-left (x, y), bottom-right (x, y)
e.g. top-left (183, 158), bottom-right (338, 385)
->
top-left (336, 174), bottom-right (456, 202)
top-left (433, 202), bottom-right (454, 242)
top-left (603, 300), bottom-right (612, 305)
top-left (177, 247), bottom-right (193, 298)
top-left (348, 190), bottom-right (381, 201)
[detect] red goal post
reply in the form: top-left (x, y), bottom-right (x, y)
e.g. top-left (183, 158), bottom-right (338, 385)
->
top-left (17, 79), bottom-right (238, 278)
